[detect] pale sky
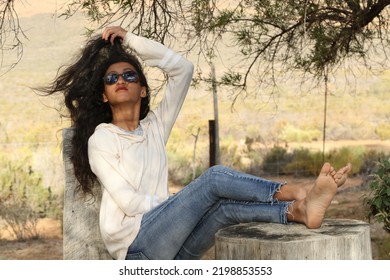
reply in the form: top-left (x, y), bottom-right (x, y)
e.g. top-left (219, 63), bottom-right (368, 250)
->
top-left (16, 0), bottom-right (68, 18)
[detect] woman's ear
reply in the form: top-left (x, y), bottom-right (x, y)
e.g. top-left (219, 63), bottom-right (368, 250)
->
top-left (141, 86), bottom-right (147, 98)
top-left (103, 92), bottom-right (109, 103)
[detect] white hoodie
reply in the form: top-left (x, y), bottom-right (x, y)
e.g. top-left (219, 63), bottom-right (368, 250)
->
top-left (88, 32), bottom-right (194, 260)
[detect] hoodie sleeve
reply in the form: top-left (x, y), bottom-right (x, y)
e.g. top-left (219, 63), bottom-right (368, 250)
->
top-left (123, 33), bottom-right (194, 143)
top-left (88, 130), bottom-right (161, 216)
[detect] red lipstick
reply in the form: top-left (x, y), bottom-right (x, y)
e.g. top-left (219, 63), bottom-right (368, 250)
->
top-left (115, 86), bottom-right (128, 92)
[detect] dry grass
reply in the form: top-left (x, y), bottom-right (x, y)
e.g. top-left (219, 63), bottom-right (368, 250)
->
top-left (0, 2), bottom-right (389, 261)
top-left (1, 175), bottom-right (389, 260)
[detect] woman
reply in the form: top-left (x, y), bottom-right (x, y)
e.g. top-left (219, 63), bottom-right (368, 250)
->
top-left (43, 26), bottom-right (351, 260)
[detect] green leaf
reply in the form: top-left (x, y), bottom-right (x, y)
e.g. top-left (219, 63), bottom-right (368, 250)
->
top-left (374, 197), bottom-right (383, 209)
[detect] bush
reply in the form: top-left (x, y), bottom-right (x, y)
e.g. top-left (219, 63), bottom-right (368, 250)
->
top-left (284, 148), bottom-right (323, 176)
top-left (0, 203), bottom-right (39, 240)
top-left (262, 146), bottom-right (325, 176)
top-left (325, 146), bottom-right (365, 175)
top-left (261, 145), bottom-right (375, 177)
top-left (280, 125), bottom-right (322, 142)
top-left (363, 158), bottom-right (390, 232)
top-left (262, 146), bottom-right (291, 175)
top-left (360, 150), bottom-right (387, 174)
top-left (375, 123), bottom-right (390, 140)
top-left (0, 155), bottom-right (61, 240)
top-left (166, 135), bottom-right (390, 185)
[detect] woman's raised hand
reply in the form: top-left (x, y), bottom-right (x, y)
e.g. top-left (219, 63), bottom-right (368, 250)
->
top-left (102, 26), bottom-right (128, 45)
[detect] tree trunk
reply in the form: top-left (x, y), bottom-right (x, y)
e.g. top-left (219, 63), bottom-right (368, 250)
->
top-left (215, 219), bottom-right (372, 260)
top-left (62, 128), bottom-right (111, 260)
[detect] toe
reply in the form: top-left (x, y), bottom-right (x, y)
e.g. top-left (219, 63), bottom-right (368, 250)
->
top-left (320, 162), bottom-right (332, 175)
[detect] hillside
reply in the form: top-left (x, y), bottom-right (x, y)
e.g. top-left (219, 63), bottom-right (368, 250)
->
top-left (1, 1), bottom-right (390, 260)
top-left (1, 0), bottom-right (390, 190)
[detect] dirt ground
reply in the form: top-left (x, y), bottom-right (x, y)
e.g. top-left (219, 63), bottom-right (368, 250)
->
top-left (0, 175), bottom-right (389, 260)
top-left (0, 218), bottom-right (62, 260)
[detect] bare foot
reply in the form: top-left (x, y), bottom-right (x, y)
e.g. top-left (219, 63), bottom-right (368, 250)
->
top-left (275, 183), bottom-right (310, 201)
top-left (332, 163), bottom-right (352, 187)
top-left (288, 162), bottom-right (352, 229)
top-left (275, 163), bottom-right (351, 202)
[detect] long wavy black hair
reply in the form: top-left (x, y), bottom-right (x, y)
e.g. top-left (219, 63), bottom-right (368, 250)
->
top-left (41, 36), bottom-right (150, 197)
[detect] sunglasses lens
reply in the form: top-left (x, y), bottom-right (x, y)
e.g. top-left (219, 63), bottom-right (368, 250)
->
top-left (104, 73), bottom-right (118, 85)
top-left (103, 71), bottom-right (138, 85)
top-left (122, 71), bottom-right (138, 83)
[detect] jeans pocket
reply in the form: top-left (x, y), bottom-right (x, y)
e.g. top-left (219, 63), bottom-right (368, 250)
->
top-left (125, 251), bottom-right (150, 260)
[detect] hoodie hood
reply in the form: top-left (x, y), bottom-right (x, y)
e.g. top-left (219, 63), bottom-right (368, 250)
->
top-left (95, 120), bottom-right (150, 164)
top-left (95, 119), bottom-right (149, 143)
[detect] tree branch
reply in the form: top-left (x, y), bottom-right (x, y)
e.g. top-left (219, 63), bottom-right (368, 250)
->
top-left (0, 0), bottom-right (26, 75)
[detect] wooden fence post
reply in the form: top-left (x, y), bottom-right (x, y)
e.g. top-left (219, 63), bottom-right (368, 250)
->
top-left (215, 219), bottom-right (372, 260)
top-left (62, 128), bottom-right (111, 260)
top-left (209, 120), bottom-right (216, 167)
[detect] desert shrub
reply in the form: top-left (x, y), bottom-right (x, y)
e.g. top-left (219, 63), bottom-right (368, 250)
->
top-left (0, 202), bottom-right (39, 240)
top-left (167, 150), bottom-right (207, 186)
top-left (244, 149), bottom-right (264, 175)
top-left (279, 125), bottom-right (322, 142)
top-left (375, 123), bottom-right (390, 140)
top-left (167, 151), bottom-right (191, 186)
top-left (0, 155), bottom-right (60, 240)
top-left (284, 148), bottom-right (323, 176)
top-left (360, 150), bottom-right (387, 175)
top-left (262, 146), bottom-right (291, 175)
top-left (167, 132), bottom-right (390, 184)
top-left (325, 146), bottom-right (365, 175)
top-left (219, 136), bottom-right (238, 166)
top-left (262, 145), bottom-right (374, 177)
top-left (363, 158), bottom-right (390, 232)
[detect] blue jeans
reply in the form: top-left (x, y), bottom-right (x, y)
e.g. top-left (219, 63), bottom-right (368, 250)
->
top-left (125, 165), bottom-right (291, 260)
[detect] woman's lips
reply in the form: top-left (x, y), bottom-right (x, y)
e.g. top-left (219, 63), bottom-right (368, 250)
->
top-left (115, 86), bottom-right (128, 92)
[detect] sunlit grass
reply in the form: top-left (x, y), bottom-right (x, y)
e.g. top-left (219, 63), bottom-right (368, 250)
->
top-left (1, 12), bottom-right (390, 188)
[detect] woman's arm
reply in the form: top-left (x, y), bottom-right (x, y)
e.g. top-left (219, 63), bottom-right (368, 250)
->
top-left (103, 26), bottom-right (194, 143)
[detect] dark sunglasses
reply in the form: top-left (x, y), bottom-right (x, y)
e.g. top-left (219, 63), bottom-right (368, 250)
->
top-left (103, 70), bottom-right (139, 85)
